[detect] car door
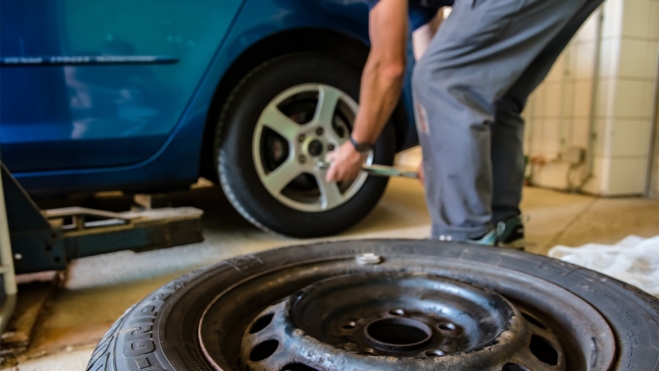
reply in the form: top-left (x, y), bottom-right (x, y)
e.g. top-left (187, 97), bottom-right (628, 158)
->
top-left (0, 0), bottom-right (244, 172)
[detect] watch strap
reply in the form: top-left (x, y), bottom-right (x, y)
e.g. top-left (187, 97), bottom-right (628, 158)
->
top-left (349, 136), bottom-right (374, 153)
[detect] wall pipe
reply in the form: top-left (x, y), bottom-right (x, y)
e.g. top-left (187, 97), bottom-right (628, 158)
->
top-left (558, 47), bottom-right (571, 156)
top-left (577, 6), bottom-right (605, 191)
top-left (644, 38), bottom-right (659, 198)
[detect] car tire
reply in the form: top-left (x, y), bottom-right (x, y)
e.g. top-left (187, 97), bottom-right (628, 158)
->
top-left (215, 54), bottom-right (396, 238)
top-left (87, 240), bottom-right (659, 371)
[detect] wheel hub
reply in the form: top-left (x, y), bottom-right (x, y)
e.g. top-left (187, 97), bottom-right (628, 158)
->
top-left (239, 273), bottom-right (567, 371)
top-left (364, 317), bottom-right (433, 352)
top-left (306, 139), bottom-right (324, 157)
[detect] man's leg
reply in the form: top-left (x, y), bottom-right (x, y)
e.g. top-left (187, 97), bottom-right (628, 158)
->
top-left (491, 0), bottom-right (605, 225)
top-left (413, 0), bottom-right (602, 240)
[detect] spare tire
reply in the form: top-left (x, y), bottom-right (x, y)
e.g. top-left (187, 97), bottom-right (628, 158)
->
top-left (87, 240), bottom-right (659, 371)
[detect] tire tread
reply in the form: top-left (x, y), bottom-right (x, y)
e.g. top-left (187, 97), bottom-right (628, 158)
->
top-left (215, 54), bottom-right (303, 237)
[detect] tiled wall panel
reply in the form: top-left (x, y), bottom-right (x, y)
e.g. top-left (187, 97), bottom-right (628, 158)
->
top-left (525, 0), bottom-right (658, 196)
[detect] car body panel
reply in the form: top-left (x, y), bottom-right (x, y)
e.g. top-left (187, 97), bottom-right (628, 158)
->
top-left (0, 0), bottom-right (417, 195)
top-left (1, 0), bottom-right (245, 172)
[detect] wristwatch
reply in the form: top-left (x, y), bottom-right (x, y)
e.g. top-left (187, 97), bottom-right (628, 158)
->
top-left (349, 136), bottom-right (374, 153)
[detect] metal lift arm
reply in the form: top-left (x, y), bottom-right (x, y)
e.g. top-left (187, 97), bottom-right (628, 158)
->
top-left (1, 164), bottom-right (204, 274)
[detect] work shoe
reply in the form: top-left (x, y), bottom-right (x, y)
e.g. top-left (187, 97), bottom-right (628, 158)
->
top-left (466, 229), bottom-right (498, 246)
top-left (466, 216), bottom-right (525, 249)
top-left (495, 215), bottom-right (525, 250)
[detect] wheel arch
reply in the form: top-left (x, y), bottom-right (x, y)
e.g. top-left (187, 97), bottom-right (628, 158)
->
top-left (198, 28), bottom-right (411, 182)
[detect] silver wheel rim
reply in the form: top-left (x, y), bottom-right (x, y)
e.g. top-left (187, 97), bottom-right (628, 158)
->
top-left (252, 83), bottom-right (373, 213)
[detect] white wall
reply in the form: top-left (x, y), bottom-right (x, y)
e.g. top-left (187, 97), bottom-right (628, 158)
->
top-left (525, 0), bottom-right (659, 196)
top-left (649, 117), bottom-right (659, 199)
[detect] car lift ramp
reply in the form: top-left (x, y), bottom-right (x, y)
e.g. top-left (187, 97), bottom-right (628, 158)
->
top-left (0, 162), bottom-right (204, 335)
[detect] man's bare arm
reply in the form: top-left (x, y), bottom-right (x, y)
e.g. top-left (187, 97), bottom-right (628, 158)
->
top-left (326, 0), bottom-right (408, 182)
top-left (352, 0), bottom-right (409, 144)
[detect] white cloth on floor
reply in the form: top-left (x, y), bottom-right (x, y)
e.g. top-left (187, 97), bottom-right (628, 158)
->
top-left (548, 235), bottom-right (659, 297)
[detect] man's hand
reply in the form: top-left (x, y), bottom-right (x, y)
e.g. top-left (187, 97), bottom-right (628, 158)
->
top-left (325, 141), bottom-right (368, 182)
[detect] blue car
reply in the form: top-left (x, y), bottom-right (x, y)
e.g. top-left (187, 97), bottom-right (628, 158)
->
top-left (0, 0), bottom-right (418, 237)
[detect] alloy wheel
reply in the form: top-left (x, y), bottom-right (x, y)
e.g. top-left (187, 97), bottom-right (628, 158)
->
top-left (251, 84), bottom-right (373, 212)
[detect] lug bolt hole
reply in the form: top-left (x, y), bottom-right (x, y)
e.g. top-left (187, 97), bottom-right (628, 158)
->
top-left (343, 322), bottom-right (357, 330)
top-left (425, 349), bottom-right (445, 357)
top-left (389, 309), bottom-right (405, 316)
top-left (298, 134), bottom-right (306, 143)
top-left (362, 348), bottom-right (377, 355)
top-left (316, 128), bottom-right (324, 135)
top-left (438, 323), bottom-right (456, 331)
top-left (327, 144), bottom-right (335, 151)
top-left (299, 155), bottom-right (306, 163)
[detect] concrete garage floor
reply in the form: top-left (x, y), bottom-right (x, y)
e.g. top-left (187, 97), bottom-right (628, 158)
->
top-left (4, 152), bottom-right (659, 370)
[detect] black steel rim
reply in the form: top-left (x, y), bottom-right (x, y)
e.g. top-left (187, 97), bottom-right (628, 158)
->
top-left (198, 250), bottom-right (616, 371)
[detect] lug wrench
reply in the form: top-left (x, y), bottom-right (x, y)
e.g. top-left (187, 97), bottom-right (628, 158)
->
top-left (316, 160), bottom-right (419, 179)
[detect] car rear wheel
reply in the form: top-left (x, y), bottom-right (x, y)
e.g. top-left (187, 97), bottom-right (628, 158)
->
top-left (87, 240), bottom-right (659, 371)
top-left (215, 54), bottom-right (396, 238)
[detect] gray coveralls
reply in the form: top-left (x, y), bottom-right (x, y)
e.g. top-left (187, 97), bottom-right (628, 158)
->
top-left (409, 0), bottom-right (604, 240)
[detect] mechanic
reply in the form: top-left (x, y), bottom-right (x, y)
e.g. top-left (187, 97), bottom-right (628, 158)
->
top-left (326, 0), bottom-right (604, 247)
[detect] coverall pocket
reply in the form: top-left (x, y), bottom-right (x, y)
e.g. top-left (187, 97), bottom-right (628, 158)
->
top-left (447, 0), bottom-right (525, 47)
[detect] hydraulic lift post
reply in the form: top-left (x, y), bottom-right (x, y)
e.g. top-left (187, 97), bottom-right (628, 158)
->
top-left (0, 161), bottom-right (17, 335)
